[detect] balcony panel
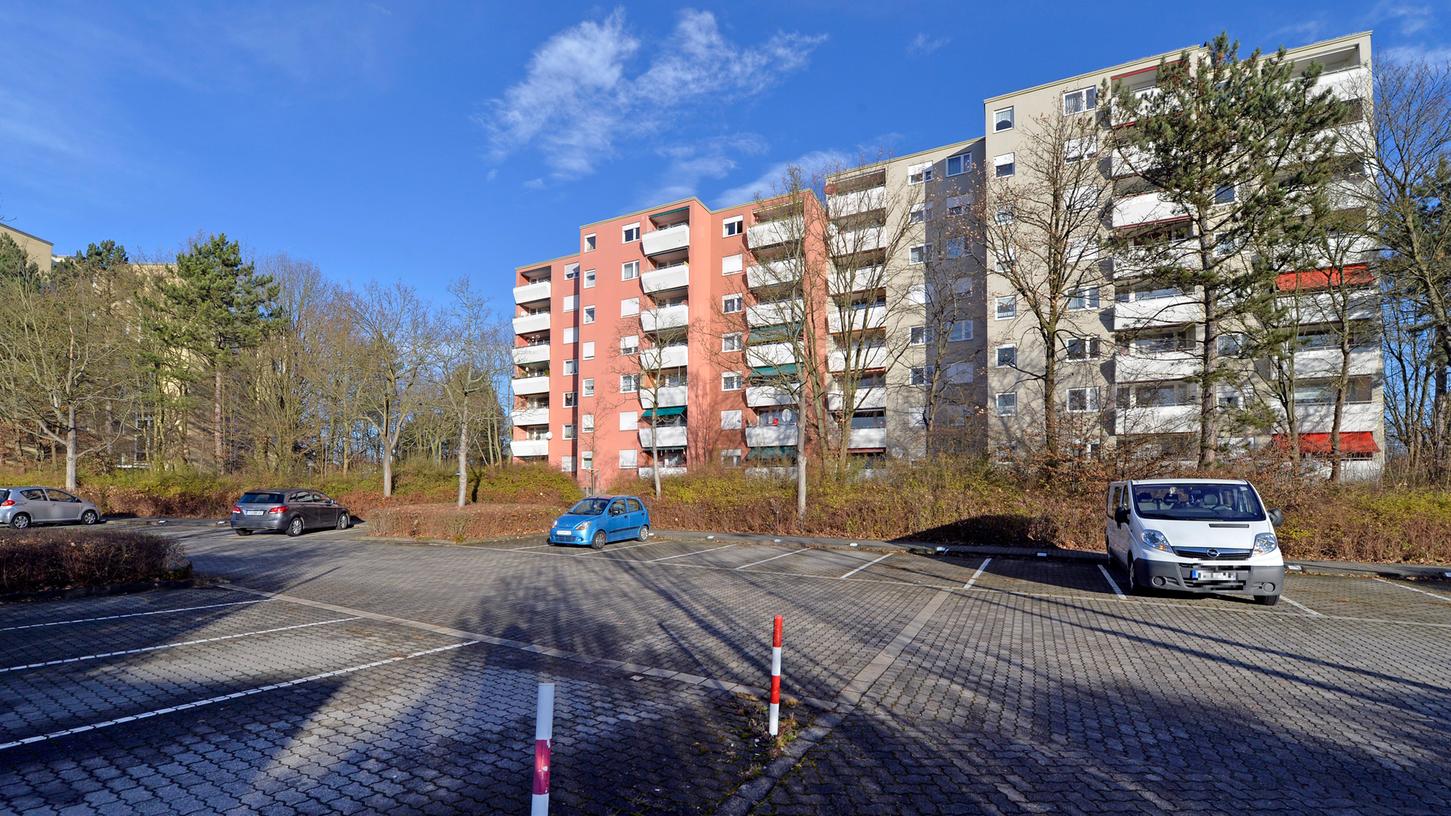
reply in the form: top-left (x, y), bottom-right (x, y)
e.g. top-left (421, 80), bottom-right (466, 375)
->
top-left (1315, 66), bottom-right (1369, 103)
top-left (513, 280), bottom-right (551, 304)
top-left (642, 223), bottom-right (690, 256)
top-left (746, 262), bottom-right (801, 289)
top-left (745, 425), bottom-right (798, 447)
top-left (1115, 351), bottom-right (1199, 382)
top-left (827, 266), bottom-right (887, 296)
top-left (638, 425), bottom-right (688, 448)
top-left (513, 312), bottom-right (551, 335)
top-left (1294, 401), bottom-right (1380, 432)
top-left (1293, 347), bottom-right (1381, 379)
top-left (828, 346), bottom-right (888, 372)
top-left (639, 385), bottom-right (688, 409)
top-left (828, 187), bottom-right (886, 217)
top-left (512, 344), bottom-right (551, 366)
top-left (1115, 404), bottom-right (1199, 435)
top-left (747, 300), bottom-right (801, 327)
top-left (1110, 145), bottom-right (1156, 178)
top-left (1112, 296), bottom-right (1203, 331)
top-left (747, 217), bottom-right (802, 249)
top-left (1113, 243), bottom-right (1199, 280)
top-left (641, 263), bottom-right (691, 294)
top-left (746, 385), bottom-right (796, 407)
top-left (511, 375), bottom-right (550, 396)
top-left (746, 342), bottom-right (796, 368)
top-left (745, 466), bottom-right (794, 478)
top-left (827, 386), bottom-right (886, 412)
top-left (638, 466), bottom-right (688, 478)
top-left (511, 439), bottom-right (549, 458)
top-left (831, 225), bottom-right (886, 253)
top-left (1111, 192), bottom-right (1188, 229)
top-left (639, 345), bottom-right (688, 370)
top-left (510, 407), bottom-right (550, 427)
top-left (641, 304), bottom-right (690, 332)
top-left (827, 305), bottom-right (887, 334)
top-left (1285, 291), bottom-right (1379, 323)
top-left (848, 427), bottom-right (888, 449)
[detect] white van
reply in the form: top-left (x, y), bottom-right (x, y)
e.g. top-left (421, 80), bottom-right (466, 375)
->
top-left (1106, 479), bottom-right (1286, 605)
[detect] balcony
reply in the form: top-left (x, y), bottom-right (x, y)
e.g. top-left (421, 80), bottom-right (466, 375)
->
top-left (827, 386), bottom-right (886, 412)
top-left (513, 280), bottom-right (551, 305)
top-left (1315, 65), bottom-right (1369, 103)
top-left (641, 304), bottom-right (689, 332)
top-left (1293, 346), bottom-right (1381, 379)
top-left (1296, 401), bottom-right (1381, 433)
top-left (1115, 403), bottom-right (1199, 435)
top-left (1115, 350), bottom-right (1199, 382)
top-left (639, 466), bottom-right (687, 479)
top-left (1111, 192), bottom-right (1187, 229)
top-left (642, 263), bottom-right (690, 294)
top-left (828, 266), bottom-right (886, 296)
top-left (510, 407), bottom-right (549, 427)
top-left (1113, 295), bottom-right (1203, 331)
top-left (745, 466), bottom-right (794, 479)
top-left (828, 346), bottom-right (888, 372)
top-left (512, 344), bottom-right (551, 366)
top-left (513, 312), bottom-right (551, 335)
top-left (746, 385), bottom-right (796, 407)
top-left (747, 217), bottom-right (802, 249)
top-left (827, 305), bottom-right (887, 334)
top-left (640, 386), bottom-right (688, 409)
top-left (1285, 291), bottom-right (1379, 323)
top-left (642, 223), bottom-right (690, 256)
top-left (747, 299), bottom-right (801, 327)
top-left (511, 375), bottom-right (550, 396)
top-left (746, 342), bottom-right (796, 368)
top-left (849, 427), bottom-right (888, 449)
top-left (1110, 145), bottom-right (1156, 178)
top-left (638, 425), bottom-right (688, 448)
top-left (511, 438), bottom-right (549, 458)
top-left (828, 187), bottom-right (886, 217)
top-left (1113, 243), bottom-right (1199, 280)
top-left (747, 262), bottom-right (800, 289)
top-left (830, 225), bottom-right (886, 253)
top-left (639, 344), bottom-right (688, 370)
top-left (746, 424), bottom-right (798, 447)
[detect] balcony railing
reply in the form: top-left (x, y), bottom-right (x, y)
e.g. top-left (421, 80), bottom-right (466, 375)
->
top-left (828, 346), bottom-right (888, 372)
top-left (511, 438), bottom-right (549, 458)
top-left (1285, 291), bottom-right (1380, 323)
top-left (827, 305), bottom-right (887, 334)
top-left (511, 375), bottom-right (550, 396)
top-left (828, 266), bottom-right (886, 296)
top-left (510, 407), bottom-right (550, 427)
top-left (641, 263), bottom-right (690, 293)
top-left (830, 225), bottom-right (886, 253)
top-left (746, 262), bottom-right (801, 289)
top-left (638, 466), bottom-right (687, 478)
top-left (1113, 295), bottom-right (1203, 331)
top-left (1293, 346), bottom-right (1381, 378)
top-left (1115, 350), bottom-right (1199, 382)
top-left (639, 385), bottom-right (688, 409)
top-left (1115, 403), bottom-right (1199, 435)
top-left (848, 427), bottom-right (888, 449)
top-left (641, 304), bottom-right (689, 332)
top-left (642, 223), bottom-right (690, 256)
top-left (512, 344), bottom-right (551, 366)
top-left (747, 300), bottom-right (801, 327)
top-left (639, 344), bottom-right (688, 370)
top-left (512, 312), bottom-right (551, 335)
top-left (745, 424), bottom-right (797, 447)
top-left (1314, 65), bottom-right (1369, 104)
top-left (513, 280), bottom-right (551, 305)
top-left (746, 342), bottom-right (796, 368)
top-left (746, 385), bottom-right (797, 407)
top-left (638, 425), bottom-right (688, 448)
top-left (1111, 192), bottom-right (1187, 229)
top-left (827, 386), bottom-right (886, 411)
top-left (1113, 243), bottom-right (1199, 280)
top-left (828, 186), bottom-right (886, 217)
top-left (747, 217), bottom-right (802, 249)
top-left (1295, 401), bottom-right (1380, 432)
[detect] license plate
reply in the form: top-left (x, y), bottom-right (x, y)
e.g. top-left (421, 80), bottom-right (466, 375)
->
top-left (1191, 569), bottom-right (1235, 581)
top-left (245, 510), bottom-right (264, 516)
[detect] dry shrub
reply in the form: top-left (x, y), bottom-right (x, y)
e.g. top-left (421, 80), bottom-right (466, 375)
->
top-left (367, 502), bottom-right (560, 543)
top-left (0, 530), bottom-right (187, 595)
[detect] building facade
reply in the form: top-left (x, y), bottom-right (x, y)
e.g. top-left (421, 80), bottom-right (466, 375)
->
top-left (0, 223), bottom-right (54, 274)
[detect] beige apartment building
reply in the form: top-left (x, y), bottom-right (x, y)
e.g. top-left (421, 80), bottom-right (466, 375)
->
top-left (0, 223), bottom-right (55, 274)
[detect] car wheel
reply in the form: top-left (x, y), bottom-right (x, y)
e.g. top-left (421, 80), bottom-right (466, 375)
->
top-left (591, 530), bottom-right (607, 550)
top-left (1126, 556), bottom-right (1143, 595)
top-left (235, 529), bottom-right (253, 536)
top-left (11, 513), bottom-right (30, 530)
top-left (336, 513), bottom-right (351, 531)
top-left (1255, 594), bottom-right (1281, 607)
top-left (81, 510), bottom-right (99, 525)
top-left (638, 524), bottom-right (651, 542)
top-left (287, 516), bottom-right (305, 537)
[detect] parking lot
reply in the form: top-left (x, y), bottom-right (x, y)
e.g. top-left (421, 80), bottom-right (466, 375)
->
top-left (4, 527), bottom-right (1451, 814)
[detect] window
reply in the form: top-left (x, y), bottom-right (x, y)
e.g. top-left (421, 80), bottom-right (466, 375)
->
top-left (1214, 184), bottom-right (1236, 204)
top-left (907, 161), bottom-right (933, 184)
top-left (1217, 333), bottom-right (1245, 357)
top-left (619, 449), bottom-right (638, 469)
top-left (723, 216), bottom-right (743, 237)
top-left (721, 409), bottom-right (742, 430)
top-left (909, 205), bottom-right (926, 224)
top-left (1069, 237), bottom-right (1099, 262)
top-left (995, 392), bottom-right (1018, 416)
top-left (1067, 287), bottom-right (1100, 311)
top-left (582, 414), bottom-right (595, 432)
top-left (948, 320), bottom-right (973, 342)
top-left (621, 298), bottom-right (639, 317)
top-left (722, 372), bottom-right (743, 391)
top-left (910, 244), bottom-right (930, 264)
top-left (582, 341), bottom-right (595, 360)
top-left (910, 366), bottom-right (933, 386)
top-left (722, 253), bottom-right (743, 275)
top-left (582, 305), bottom-right (596, 324)
top-left (1068, 186), bottom-right (1096, 212)
top-left (620, 334), bottom-right (639, 355)
top-left (945, 196), bottom-right (964, 216)
top-left (620, 411), bottom-right (638, 431)
top-left (565, 263), bottom-right (579, 279)
top-left (953, 277), bottom-right (973, 296)
top-left (583, 269), bottom-right (596, 289)
top-left (561, 456), bottom-right (575, 473)
top-left (563, 359), bottom-right (577, 375)
top-left (1063, 86), bottom-right (1098, 115)
top-left (563, 295), bottom-right (577, 312)
top-left (995, 345), bottom-right (1017, 368)
top-left (994, 153), bottom-right (1015, 177)
top-left (584, 234), bottom-right (596, 251)
top-left (722, 332), bottom-right (743, 352)
top-left (582, 378), bottom-right (595, 397)
top-left (946, 237), bottom-right (965, 259)
top-left (995, 295), bottom-right (1017, 320)
top-left (1065, 336), bottom-right (1101, 361)
top-left (620, 374), bottom-right (640, 393)
top-left (563, 327), bottom-right (577, 344)
top-left (562, 424), bottom-right (576, 440)
top-left (623, 223), bottom-right (640, 242)
top-left (581, 451), bottom-right (593, 471)
top-left (723, 294), bottom-right (744, 314)
top-left (622, 260), bottom-right (639, 280)
top-left (910, 326), bottom-right (934, 346)
top-left (721, 449), bottom-right (743, 467)
top-left (1065, 137), bottom-right (1096, 163)
top-left (947, 154), bottom-right (973, 176)
top-left (993, 107), bottom-right (1014, 131)
top-left (994, 206), bottom-right (1014, 225)
top-left (1067, 387), bottom-right (1101, 412)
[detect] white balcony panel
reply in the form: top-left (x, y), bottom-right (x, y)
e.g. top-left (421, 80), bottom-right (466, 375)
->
top-left (849, 427), bottom-right (888, 449)
top-left (746, 262), bottom-right (801, 289)
top-left (745, 466), bottom-right (794, 479)
top-left (827, 386), bottom-right (886, 412)
top-left (1285, 291), bottom-right (1379, 323)
top-left (1295, 402), bottom-right (1381, 433)
top-left (510, 407), bottom-right (550, 427)
top-left (511, 375), bottom-right (550, 396)
top-left (1293, 347), bottom-right (1381, 379)
top-left (745, 425), bottom-right (798, 447)
top-left (1315, 66), bottom-right (1369, 103)
top-left (511, 439), bottom-right (549, 457)
top-left (746, 342), bottom-right (796, 368)
top-left (512, 344), bottom-right (551, 365)
top-left (639, 345), bottom-right (688, 370)
top-left (1113, 243), bottom-right (1199, 280)
top-left (642, 224), bottom-right (690, 256)
top-left (746, 385), bottom-right (796, 408)
top-left (1111, 192), bottom-right (1188, 229)
top-left (828, 266), bottom-right (886, 296)
top-left (1116, 351), bottom-right (1199, 382)
top-left (1113, 296), bottom-right (1203, 331)
top-left (638, 466), bottom-right (687, 478)
top-left (639, 386), bottom-right (688, 409)
top-left (641, 304), bottom-right (689, 332)
top-left (1110, 145), bottom-right (1156, 178)
top-left (747, 217), bottom-right (802, 249)
top-left (831, 225), bottom-right (886, 252)
top-left (828, 187), bottom-right (886, 217)
top-left (513, 312), bottom-right (551, 335)
top-left (638, 425), bottom-right (688, 448)
top-left (641, 263), bottom-right (690, 294)
top-left (827, 305), bottom-right (887, 333)
top-left (513, 280), bottom-right (551, 304)
top-left (747, 300), bottom-right (801, 327)
top-left (1115, 404), bottom-right (1199, 435)
top-left (828, 346), bottom-right (888, 372)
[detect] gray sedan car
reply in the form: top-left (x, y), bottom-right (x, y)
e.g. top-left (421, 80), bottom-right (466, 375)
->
top-left (1, 486), bottom-right (103, 529)
top-left (229, 488), bottom-right (351, 537)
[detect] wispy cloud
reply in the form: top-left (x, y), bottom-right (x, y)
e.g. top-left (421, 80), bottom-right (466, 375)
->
top-left (1370, 1), bottom-right (1435, 36)
top-left (906, 33), bottom-right (949, 56)
top-left (480, 8), bottom-right (826, 183)
top-left (1380, 43), bottom-right (1451, 63)
top-left (715, 149), bottom-right (853, 206)
top-left (647, 134), bottom-right (769, 205)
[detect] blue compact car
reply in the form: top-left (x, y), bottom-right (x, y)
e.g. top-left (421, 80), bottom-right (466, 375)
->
top-left (550, 495), bottom-right (651, 549)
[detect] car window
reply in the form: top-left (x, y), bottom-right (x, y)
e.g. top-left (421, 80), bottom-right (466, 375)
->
top-left (0, 489), bottom-right (8, 502)
top-left (609, 500), bottom-right (626, 516)
top-left (627, 499), bottom-right (643, 513)
top-left (240, 492), bottom-right (284, 504)
top-left (45, 490), bottom-right (80, 502)
top-left (289, 492), bottom-right (311, 503)
top-left (1132, 483), bottom-right (1265, 522)
top-left (21, 488), bottom-right (46, 501)
top-left (1107, 486), bottom-right (1119, 517)
top-left (568, 498), bottom-right (610, 516)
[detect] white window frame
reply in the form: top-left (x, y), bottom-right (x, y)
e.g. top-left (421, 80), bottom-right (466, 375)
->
top-left (563, 359), bottom-right (578, 375)
top-left (582, 378), bottom-right (595, 397)
top-left (621, 298), bottom-right (640, 317)
top-left (909, 326), bottom-right (933, 346)
top-left (993, 107), bottom-right (1014, 132)
top-left (721, 371), bottom-right (743, 391)
top-left (1067, 386), bottom-right (1101, 413)
top-left (583, 269), bottom-right (596, 289)
top-left (722, 332), bottom-right (743, 353)
top-left (910, 366), bottom-right (933, 387)
top-left (720, 448), bottom-right (743, 467)
top-left (564, 263), bottom-right (579, 280)
top-left (563, 391), bottom-right (577, 407)
top-left (1067, 286), bottom-right (1100, 311)
top-left (993, 153), bottom-right (1015, 177)
top-left (583, 235), bottom-right (596, 252)
top-left (563, 295), bottom-right (577, 312)
top-left (580, 451), bottom-right (593, 471)
top-left (619, 449), bottom-right (638, 469)
top-left (995, 295), bottom-right (1018, 320)
top-left (948, 320), bottom-right (973, 342)
top-left (561, 456), bottom-right (575, 473)
top-left (722, 216), bottom-right (744, 237)
top-left (910, 244), bottom-right (930, 264)
top-left (582, 341), bottom-right (595, 360)
top-left (620, 334), bottom-right (639, 355)
top-left (582, 305), bottom-right (596, 324)
top-left (722, 253), bottom-right (743, 275)
top-left (946, 154), bottom-right (973, 176)
top-left (622, 223), bottom-right (640, 243)
top-left (1062, 86), bottom-right (1098, 115)
top-left (581, 414), bottom-right (595, 432)
top-left (907, 161), bottom-right (933, 184)
top-left (562, 423), bottom-right (576, 440)
top-left (563, 327), bottom-right (577, 344)
top-left (722, 294), bottom-right (744, 314)
top-left (619, 374), bottom-right (639, 393)
top-left (619, 411), bottom-right (638, 431)
top-left (995, 345), bottom-right (1017, 368)
top-left (946, 237), bottom-right (966, 259)
top-left (720, 409), bottom-right (742, 430)
top-left (622, 260), bottom-right (639, 280)
top-left (995, 392), bottom-right (1018, 417)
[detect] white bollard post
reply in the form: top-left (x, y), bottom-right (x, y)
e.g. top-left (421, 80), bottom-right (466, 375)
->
top-left (769, 615), bottom-right (783, 737)
top-left (532, 682), bottom-right (554, 816)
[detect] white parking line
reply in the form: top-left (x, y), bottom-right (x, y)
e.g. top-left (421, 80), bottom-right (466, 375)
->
top-left (962, 557), bottom-right (992, 590)
top-left (1373, 577), bottom-right (1451, 603)
top-left (590, 539), bottom-right (672, 554)
top-left (645, 543), bottom-right (735, 563)
top-left (1281, 596), bottom-right (1322, 616)
top-left (1097, 565), bottom-right (1126, 599)
top-left (0, 599), bottom-right (271, 632)
top-left (510, 543), bottom-right (555, 551)
top-left (0, 617), bottom-right (358, 675)
top-left (0, 639), bottom-right (479, 753)
top-left (839, 553), bottom-right (893, 579)
top-left (735, 549), bottom-right (809, 570)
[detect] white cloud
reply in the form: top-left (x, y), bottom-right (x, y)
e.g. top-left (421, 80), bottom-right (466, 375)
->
top-left (646, 134), bottom-right (768, 204)
top-left (481, 9), bottom-right (825, 182)
top-left (715, 149), bottom-right (852, 206)
top-left (1370, 1), bottom-right (1435, 35)
top-left (1381, 43), bottom-right (1451, 64)
top-left (906, 33), bottom-right (949, 56)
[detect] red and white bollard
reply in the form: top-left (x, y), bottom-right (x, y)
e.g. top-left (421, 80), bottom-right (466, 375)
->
top-left (532, 682), bottom-right (554, 816)
top-left (768, 615), bottom-right (783, 737)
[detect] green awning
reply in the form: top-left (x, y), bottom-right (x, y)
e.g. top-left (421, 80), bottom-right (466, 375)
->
top-left (651, 206), bottom-right (689, 220)
top-left (747, 446), bottom-right (797, 461)
top-left (641, 405), bottom-right (686, 419)
top-left (749, 324), bottom-right (801, 342)
top-left (751, 364), bottom-right (799, 378)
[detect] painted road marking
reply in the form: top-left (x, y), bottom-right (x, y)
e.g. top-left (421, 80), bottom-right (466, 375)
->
top-left (645, 543), bottom-right (735, 563)
top-left (1281, 596), bottom-right (1322, 616)
top-left (735, 549), bottom-right (809, 570)
top-left (962, 558), bottom-right (992, 590)
top-left (0, 617), bottom-right (358, 675)
top-left (0, 640), bottom-right (479, 752)
top-left (1373, 577), bottom-right (1451, 603)
top-left (839, 553), bottom-right (893, 579)
top-left (1097, 565), bottom-right (1126, 599)
top-left (0, 599), bottom-right (271, 632)
top-left (590, 539), bottom-right (674, 554)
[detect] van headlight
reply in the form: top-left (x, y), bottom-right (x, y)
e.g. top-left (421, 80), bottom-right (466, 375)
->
top-left (1141, 530), bottom-right (1172, 553)
top-left (1253, 533), bottom-right (1279, 555)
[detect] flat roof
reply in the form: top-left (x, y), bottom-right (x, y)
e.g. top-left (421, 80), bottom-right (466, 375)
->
top-left (827, 137), bottom-right (984, 180)
top-left (0, 222), bottom-right (53, 247)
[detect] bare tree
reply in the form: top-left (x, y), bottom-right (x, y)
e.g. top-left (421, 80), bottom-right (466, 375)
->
top-left (441, 279), bottom-right (509, 506)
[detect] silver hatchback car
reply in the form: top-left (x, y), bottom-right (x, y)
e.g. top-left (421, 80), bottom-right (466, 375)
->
top-left (1, 486), bottom-right (103, 529)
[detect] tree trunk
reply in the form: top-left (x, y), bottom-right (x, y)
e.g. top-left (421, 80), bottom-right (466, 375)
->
top-left (382, 405), bottom-right (394, 498)
top-left (1042, 342), bottom-right (1059, 459)
top-left (1197, 288), bottom-right (1219, 468)
top-left (796, 420), bottom-right (807, 522)
top-left (456, 420), bottom-right (469, 508)
top-left (213, 366), bottom-right (224, 472)
top-left (651, 432), bottom-right (661, 500)
top-left (65, 405), bottom-right (78, 491)
top-left (1329, 340), bottom-right (1352, 483)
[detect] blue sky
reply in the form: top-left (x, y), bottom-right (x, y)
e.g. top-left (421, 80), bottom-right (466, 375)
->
top-left (2, 1), bottom-right (1447, 313)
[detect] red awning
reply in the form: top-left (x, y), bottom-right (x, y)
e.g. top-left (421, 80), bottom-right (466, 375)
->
top-left (1273, 432), bottom-right (1379, 455)
top-left (1276, 264), bottom-right (1373, 292)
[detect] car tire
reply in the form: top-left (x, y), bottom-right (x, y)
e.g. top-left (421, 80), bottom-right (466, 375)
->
top-left (591, 530), bottom-right (607, 550)
top-left (81, 510), bottom-right (99, 525)
top-left (638, 525), bottom-right (651, 542)
top-left (336, 513), bottom-right (351, 531)
top-left (1126, 556), bottom-right (1144, 595)
top-left (286, 516), bottom-right (305, 537)
top-left (235, 529), bottom-right (252, 536)
top-left (11, 513), bottom-right (31, 530)
top-left (1255, 594), bottom-right (1281, 607)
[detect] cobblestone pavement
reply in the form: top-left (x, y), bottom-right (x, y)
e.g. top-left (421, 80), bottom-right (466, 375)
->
top-left (2, 527), bottom-right (1450, 815)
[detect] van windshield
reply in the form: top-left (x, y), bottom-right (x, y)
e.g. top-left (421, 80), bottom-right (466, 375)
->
top-left (1132, 483), bottom-right (1265, 522)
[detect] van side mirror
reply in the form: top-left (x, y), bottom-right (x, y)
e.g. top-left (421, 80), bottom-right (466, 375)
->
top-left (1268, 508), bottom-right (1284, 528)
top-left (1114, 506), bottom-right (1130, 527)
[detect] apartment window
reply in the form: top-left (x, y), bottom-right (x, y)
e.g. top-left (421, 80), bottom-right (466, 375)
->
top-left (565, 263), bottom-right (579, 279)
top-left (1065, 137), bottom-right (1097, 163)
top-left (1069, 237), bottom-right (1099, 262)
top-left (910, 366), bottom-right (934, 386)
top-left (582, 305), bottom-right (596, 324)
top-left (993, 107), bottom-right (1014, 131)
top-left (945, 196), bottom-right (964, 216)
top-left (995, 392), bottom-right (1018, 416)
top-left (721, 449), bottom-right (743, 467)
top-left (563, 327), bottom-right (577, 344)
top-left (910, 244), bottom-right (930, 264)
top-left (620, 374), bottom-right (640, 393)
top-left (946, 154), bottom-right (973, 176)
top-left (722, 372), bottom-right (743, 391)
top-left (582, 378), bottom-right (595, 397)
top-left (946, 237), bottom-right (965, 259)
top-left (723, 216), bottom-right (744, 237)
top-left (621, 298), bottom-right (640, 317)
top-left (721, 409), bottom-right (742, 430)
top-left (1065, 336), bottom-right (1102, 361)
top-left (563, 359), bottom-right (577, 375)
top-left (1067, 287), bottom-right (1101, 311)
top-left (1063, 86), bottom-right (1098, 115)
top-left (994, 206), bottom-right (1014, 225)
top-left (995, 345), bottom-right (1017, 368)
top-left (953, 276), bottom-right (973, 296)
top-left (722, 332), bottom-right (743, 353)
top-left (1215, 184), bottom-right (1237, 204)
top-left (582, 341), bottom-right (595, 360)
top-left (722, 253), bottom-right (743, 275)
top-left (910, 326), bottom-right (934, 346)
top-left (584, 234), bottom-right (596, 251)
top-left (582, 414), bottom-right (595, 432)
top-left (623, 223), bottom-right (640, 242)
top-left (1067, 387), bottom-right (1101, 412)
top-left (1218, 333), bottom-right (1245, 357)
top-left (619, 449), bottom-right (638, 469)
top-left (723, 294), bottom-right (744, 314)
top-left (909, 205), bottom-right (926, 225)
top-left (562, 424), bottom-right (576, 440)
top-left (622, 260), bottom-right (639, 280)
top-left (619, 336), bottom-right (639, 357)
top-left (563, 295), bottom-right (577, 312)
top-left (561, 456), bottom-right (575, 473)
top-left (995, 295), bottom-right (1017, 320)
top-left (583, 269), bottom-right (596, 289)
top-left (908, 161), bottom-right (933, 184)
top-left (994, 153), bottom-right (1015, 177)
top-left (948, 320), bottom-right (974, 342)
top-left (581, 452), bottom-right (593, 471)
